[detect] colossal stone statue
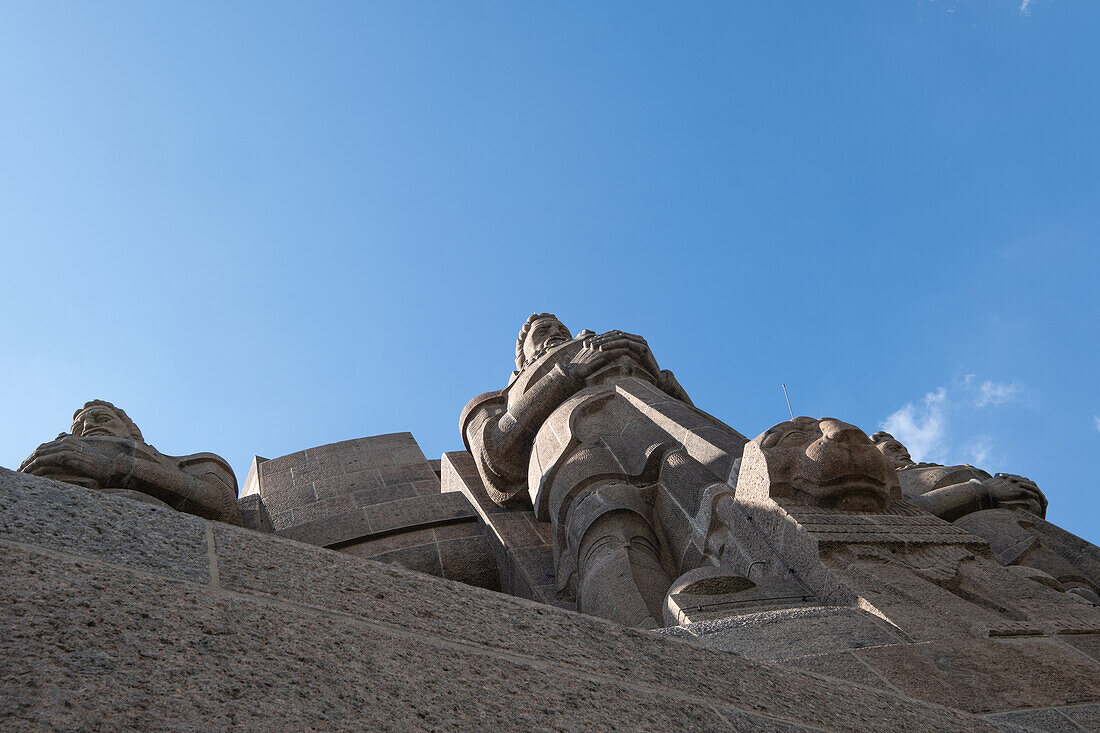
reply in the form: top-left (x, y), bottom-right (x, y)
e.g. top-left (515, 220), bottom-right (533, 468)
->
top-left (461, 314), bottom-right (748, 627)
top-left (19, 400), bottom-right (242, 525)
top-left (870, 431), bottom-right (1047, 519)
top-left (701, 417), bottom-right (1100, 629)
top-left (871, 431), bottom-right (1098, 602)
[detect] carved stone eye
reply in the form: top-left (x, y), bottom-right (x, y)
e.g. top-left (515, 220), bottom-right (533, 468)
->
top-left (778, 430), bottom-right (809, 446)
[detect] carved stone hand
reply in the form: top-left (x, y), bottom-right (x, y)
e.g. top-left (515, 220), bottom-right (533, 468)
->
top-left (982, 473), bottom-right (1047, 517)
top-left (568, 330), bottom-right (660, 381)
top-left (18, 436), bottom-right (128, 489)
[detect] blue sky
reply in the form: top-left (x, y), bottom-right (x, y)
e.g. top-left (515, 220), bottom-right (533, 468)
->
top-left (1, 2), bottom-right (1097, 543)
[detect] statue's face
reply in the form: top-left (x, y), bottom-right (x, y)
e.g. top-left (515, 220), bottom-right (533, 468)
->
top-left (523, 317), bottom-right (570, 364)
top-left (760, 417), bottom-right (895, 510)
top-left (874, 438), bottom-right (914, 470)
top-left (72, 406), bottom-right (130, 438)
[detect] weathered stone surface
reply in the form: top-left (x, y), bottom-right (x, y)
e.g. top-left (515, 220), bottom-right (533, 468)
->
top-left (985, 707), bottom-right (1087, 732)
top-left (1059, 633), bottom-right (1100, 662)
top-left (0, 467), bottom-right (209, 583)
top-left (277, 506), bottom-right (374, 547)
top-left (5, 318), bottom-right (1100, 730)
top-left (244, 432), bottom-right (429, 532)
top-left (0, 544), bottom-right (744, 732)
top-left (0, 470), bottom-right (996, 732)
top-left (363, 492), bottom-right (474, 534)
top-left (784, 651), bottom-right (892, 690)
top-left (1058, 704), bottom-right (1100, 730)
top-left (237, 492), bottom-right (272, 533)
top-left (667, 606), bottom-right (911, 661)
top-left (855, 638), bottom-right (1100, 714)
top-left (210, 526), bottom-right (990, 731)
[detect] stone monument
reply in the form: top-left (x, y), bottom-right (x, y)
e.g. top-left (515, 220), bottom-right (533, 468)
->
top-left (461, 314), bottom-right (748, 627)
top-left (871, 430), bottom-right (1100, 602)
top-left (659, 417), bottom-right (1100, 716)
top-left (18, 399), bottom-right (242, 525)
top-left (3, 321), bottom-right (1099, 731)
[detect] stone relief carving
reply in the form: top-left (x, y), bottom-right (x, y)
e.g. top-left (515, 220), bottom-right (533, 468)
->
top-left (19, 400), bottom-right (241, 525)
top-left (461, 314), bottom-right (748, 627)
top-left (871, 431), bottom-right (1098, 602)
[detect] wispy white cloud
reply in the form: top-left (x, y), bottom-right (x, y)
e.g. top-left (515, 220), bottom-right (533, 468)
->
top-left (965, 435), bottom-right (994, 466)
top-left (879, 375), bottom-right (1028, 466)
top-left (1094, 415), bottom-right (1100, 433)
top-left (1020, 0), bottom-right (1034, 16)
top-left (974, 380), bottom-right (1023, 408)
top-left (881, 387), bottom-right (947, 462)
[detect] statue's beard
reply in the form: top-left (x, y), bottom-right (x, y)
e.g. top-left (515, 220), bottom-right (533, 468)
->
top-left (524, 336), bottom-right (569, 368)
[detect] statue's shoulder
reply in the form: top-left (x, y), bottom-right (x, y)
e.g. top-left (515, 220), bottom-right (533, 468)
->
top-left (169, 451), bottom-right (238, 493)
top-left (461, 388), bottom-right (507, 434)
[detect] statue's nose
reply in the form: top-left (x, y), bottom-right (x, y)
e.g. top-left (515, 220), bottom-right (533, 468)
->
top-left (819, 419), bottom-right (865, 445)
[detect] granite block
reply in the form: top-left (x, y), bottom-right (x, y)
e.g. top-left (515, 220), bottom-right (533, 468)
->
top-left (211, 524), bottom-right (993, 732)
top-left (412, 478), bottom-right (442, 495)
top-left (513, 545), bottom-right (557, 588)
top-left (314, 468), bottom-right (384, 497)
top-left (389, 445), bottom-right (428, 466)
top-left (377, 462), bottom-right (438, 486)
top-left (366, 543), bottom-right (444, 577)
top-left (438, 535), bottom-right (501, 591)
top-left (784, 651), bottom-right (892, 690)
top-left (1058, 704), bottom-right (1100, 731)
top-left (0, 543), bottom-right (745, 732)
top-left (432, 521), bottom-right (483, 541)
top-left (677, 607), bottom-right (910, 661)
top-left (352, 482), bottom-right (418, 508)
top-left (237, 494), bottom-right (273, 534)
top-left (255, 478), bottom-right (315, 516)
top-left (856, 637), bottom-right (1100, 713)
top-left (340, 527), bottom-right (437, 556)
top-left (0, 468), bottom-right (209, 584)
top-left (277, 507), bottom-right (371, 547)
top-left (289, 495), bottom-right (357, 526)
top-left (488, 512), bottom-right (546, 548)
top-left (364, 493), bottom-right (475, 534)
top-left (986, 707), bottom-right (1083, 732)
top-left (1059, 633), bottom-right (1100, 663)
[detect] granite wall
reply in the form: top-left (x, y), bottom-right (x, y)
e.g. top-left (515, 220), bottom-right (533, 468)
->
top-left (0, 467), bottom-right (1017, 732)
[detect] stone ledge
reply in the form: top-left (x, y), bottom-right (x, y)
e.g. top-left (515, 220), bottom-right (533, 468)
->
top-left (0, 468), bottom-right (998, 732)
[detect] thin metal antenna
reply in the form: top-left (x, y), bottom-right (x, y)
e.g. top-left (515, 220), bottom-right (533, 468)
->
top-left (781, 384), bottom-right (794, 419)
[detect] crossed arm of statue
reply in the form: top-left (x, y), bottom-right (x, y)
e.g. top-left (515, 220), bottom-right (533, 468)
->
top-left (20, 434), bottom-right (241, 523)
top-left (463, 328), bottom-right (694, 508)
top-left (911, 472), bottom-right (1047, 522)
top-left (481, 330), bottom-right (690, 463)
